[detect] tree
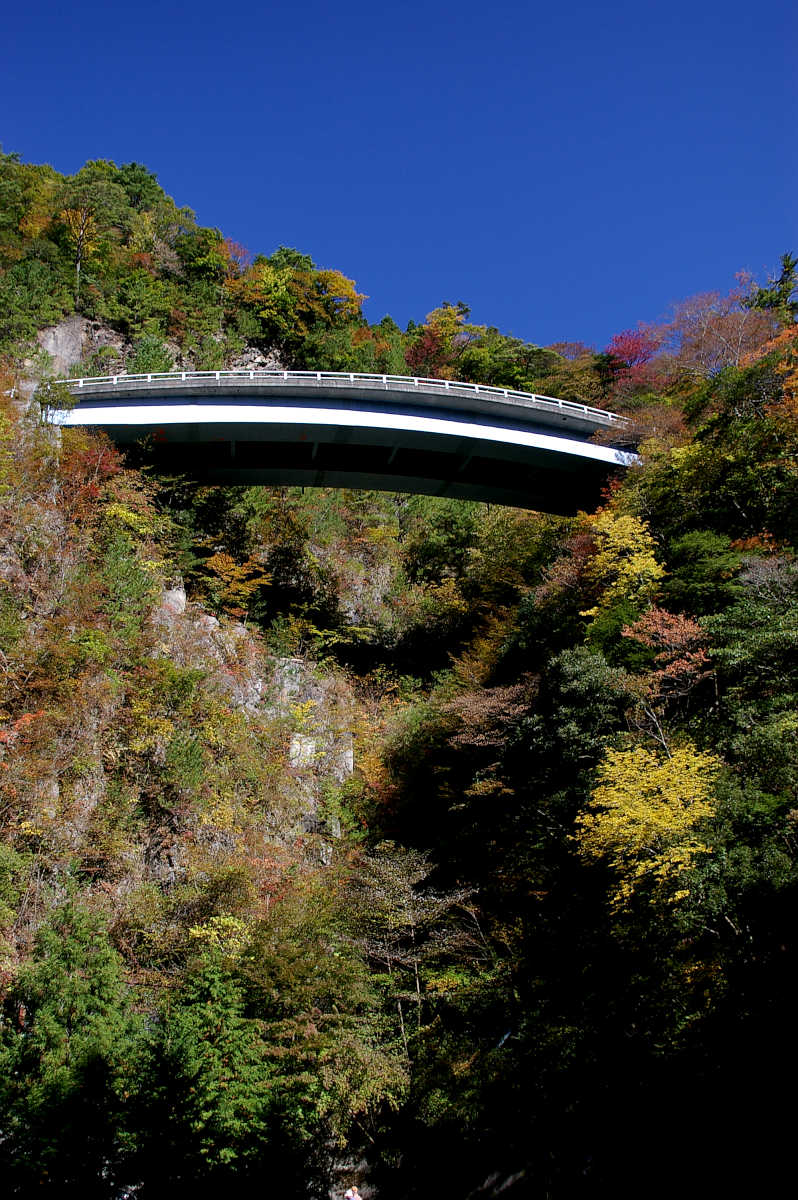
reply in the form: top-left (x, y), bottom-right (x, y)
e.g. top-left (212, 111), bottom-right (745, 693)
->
top-left (405, 302), bottom-right (475, 378)
top-left (116, 160), bottom-right (165, 212)
top-left (747, 252), bottom-right (798, 325)
top-left (348, 842), bottom-right (470, 1052)
top-left (702, 555), bottom-right (798, 703)
top-left (581, 511), bottom-right (665, 623)
top-left (401, 495), bottom-right (479, 584)
top-left (127, 331), bottom-right (174, 372)
top-left (57, 173), bottom-right (128, 305)
top-left (0, 902), bottom-right (141, 1194)
top-left (622, 606), bottom-right (711, 701)
top-left (606, 327), bottom-right (660, 368)
top-left (60, 204), bottom-right (98, 303)
top-left (302, 321), bottom-right (408, 374)
top-left (662, 278), bottom-right (777, 377)
top-left (661, 530), bottom-right (742, 616)
top-left (574, 743), bottom-right (721, 911)
top-left (132, 955), bottom-right (283, 1187)
top-left (603, 327), bottom-right (665, 401)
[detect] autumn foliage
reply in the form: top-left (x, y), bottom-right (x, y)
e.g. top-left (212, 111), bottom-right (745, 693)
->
top-left (1, 147), bottom-right (797, 1196)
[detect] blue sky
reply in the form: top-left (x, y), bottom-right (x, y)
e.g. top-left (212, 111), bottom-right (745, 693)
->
top-left (4, 0), bottom-right (796, 349)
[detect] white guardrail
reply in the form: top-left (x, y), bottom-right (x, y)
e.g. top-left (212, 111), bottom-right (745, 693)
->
top-left (56, 370), bottom-right (629, 426)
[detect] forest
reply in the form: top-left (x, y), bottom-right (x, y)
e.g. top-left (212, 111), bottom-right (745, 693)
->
top-left (1, 150), bottom-right (797, 1196)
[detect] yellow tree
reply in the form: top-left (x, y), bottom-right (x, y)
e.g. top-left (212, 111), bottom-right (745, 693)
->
top-left (201, 550), bottom-right (271, 618)
top-left (314, 268), bottom-right (366, 322)
top-left (581, 511), bottom-right (665, 619)
top-left (226, 260), bottom-right (295, 340)
top-left (574, 743), bottom-right (720, 911)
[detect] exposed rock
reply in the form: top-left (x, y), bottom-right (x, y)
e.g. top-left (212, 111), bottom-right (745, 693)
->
top-left (329, 1159), bottom-right (378, 1199)
top-left (145, 826), bottom-right (185, 887)
top-left (151, 601), bottom-right (355, 839)
top-left (161, 585), bottom-right (187, 615)
top-left (82, 321), bottom-right (128, 368)
top-left (63, 764), bottom-right (107, 847)
top-left (331, 733), bottom-right (354, 781)
top-left (194, 613), bottom-right (220, 636)
top-left (35, 316), bottom-right (285, 378)
top-left (338, 561), bottom-right (396, 625)
top-left (229, 345), bottom-right (284, 371)
top-left (37, 316), bottom-right (91, 375)
top-left (196, 824), bottom-right (238, 856)
top-left (289, 734), bottom-right (318, 770)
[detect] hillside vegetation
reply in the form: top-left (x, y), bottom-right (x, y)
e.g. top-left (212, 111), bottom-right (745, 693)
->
top-left (1, 151), bottom-right (797, 1196)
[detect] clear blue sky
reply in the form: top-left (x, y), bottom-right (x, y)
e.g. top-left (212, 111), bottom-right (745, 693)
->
top-left (4, 0), bottom-right (796, 349)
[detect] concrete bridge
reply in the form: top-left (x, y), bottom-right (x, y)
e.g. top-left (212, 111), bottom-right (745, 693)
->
top-left (51, 370), bottom-right (635, 512)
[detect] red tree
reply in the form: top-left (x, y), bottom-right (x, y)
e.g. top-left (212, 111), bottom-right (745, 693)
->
top-left (606, 328), bottom-right (660, 367)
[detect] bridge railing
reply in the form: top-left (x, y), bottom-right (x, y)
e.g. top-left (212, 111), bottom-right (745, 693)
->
top-left (56, 369), bottom-right (629, 426)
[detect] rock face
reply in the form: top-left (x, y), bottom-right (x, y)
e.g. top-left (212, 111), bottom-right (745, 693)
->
top-left (161, 586), bottom-right (187, 615)
top-left (34, 315), bottom-right (285, 378)
top-left (36, 317), bottom-right (129, 376)
top-left (289, 734), bottom-right (317, 770)
top-left (273, 655), bottom-right (355, 839)
top-left (153, 592), bottom-right (355, 849)
top-left (229, 345), bottom-right (284, 371)
top-left (37, 316), bottom-right (90, 375)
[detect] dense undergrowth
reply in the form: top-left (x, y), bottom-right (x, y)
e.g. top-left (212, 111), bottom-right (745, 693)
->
top-left (1, 150), bottom-right (798, 1195)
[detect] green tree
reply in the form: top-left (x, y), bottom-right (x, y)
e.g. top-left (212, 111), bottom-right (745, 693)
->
top-left (57, 169), bottom-right (128, 305)
top-left (748, 251), bottom-right (798, 325)
top-left (661, 530), bottom-right (742, 615)
top-left (128, 331), bottom-right (174, 373)
top-left (0, 902), bottom-right (141, 1195)
top-left (132, 955), bottom-right (288, 1188)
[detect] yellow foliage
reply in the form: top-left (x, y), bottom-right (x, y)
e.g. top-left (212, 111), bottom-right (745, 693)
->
top-left (128, 209), bottom-right (156, 254)
top-left (17, 818), bottom-right (46, 839)
top-left (202, 551), bottom-right (270, 616)
top-left (0, 412), bottom-right (14, 493)
top-left (352, 706), bottom-right (393, 796)
top-left (574, 743), bottom-right (720, 910)
top-left (188, 913), bottom-right (250, 956)
top-left (315, 268), bottom-right (366, 320)
top-left (17, 176), bottom-right (58, 240)
top-left (581, 511), bottom-right (665, 618)
top-left (200, 792), bottom-right (237, 831)
top-left (226, 261), bottom-right (294, 331)
top-left (60, 206), bottom-right (99, 253)
top-left (426, 303), bottom-right (469, 340)
top-left (127, 697), bottom-right (175, 755)
top-left (421, 577), bottom-right (469, 618)
top-left (139, 557), bottom-right (166, 576)
top-left (102, 502), bottom-right (159, 536)
top-left (452, 611), bottom-right (514, 687)
top-left (290, 698), bottom-right (317, 730)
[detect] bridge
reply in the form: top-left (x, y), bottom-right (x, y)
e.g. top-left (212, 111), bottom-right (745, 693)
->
top-left (50, 370), bottom-right (635, 511)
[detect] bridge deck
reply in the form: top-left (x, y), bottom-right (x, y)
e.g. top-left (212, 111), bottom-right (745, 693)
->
top-left (52, 371), bottom-right (635, 512)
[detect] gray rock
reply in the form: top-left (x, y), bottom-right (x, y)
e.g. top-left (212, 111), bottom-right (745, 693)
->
top-left (37, 316), bottom-right (90, 375)
top-left (229, 346), bottom-right (285, 371)
top-left (162, 586), bottom-right (187, 615)
top-left (289, 734), bottom-right (317, 769)
top-left (331, 733), bottom-right (354, 781)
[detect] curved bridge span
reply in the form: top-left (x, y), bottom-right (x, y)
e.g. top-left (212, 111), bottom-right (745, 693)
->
top-left (52, 370), bottom-right (635, 512)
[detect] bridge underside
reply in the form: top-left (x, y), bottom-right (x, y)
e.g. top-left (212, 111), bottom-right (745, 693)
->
top-left (59, 398), bottom-right (628, 512)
